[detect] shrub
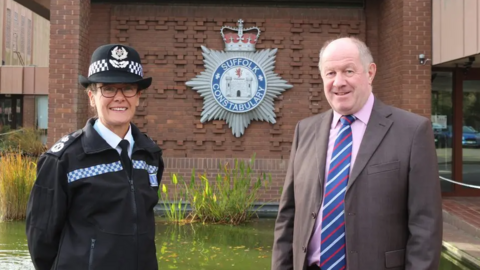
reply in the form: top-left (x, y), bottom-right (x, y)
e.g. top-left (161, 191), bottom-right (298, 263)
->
top-left (0, 151), bottom-right (36, 221)
top-left (1, 128), bottom-right (46, 157)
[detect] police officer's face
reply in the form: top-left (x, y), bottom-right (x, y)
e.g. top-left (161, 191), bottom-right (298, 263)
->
top-left (88, 83), bottom-right (141, 133)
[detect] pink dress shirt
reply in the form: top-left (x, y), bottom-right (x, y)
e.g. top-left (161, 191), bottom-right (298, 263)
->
top-left (307, 92), bottom-right (374, 266)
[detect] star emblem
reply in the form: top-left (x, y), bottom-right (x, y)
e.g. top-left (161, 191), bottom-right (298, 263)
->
top-left (186, 46), bottom-right (292, 137)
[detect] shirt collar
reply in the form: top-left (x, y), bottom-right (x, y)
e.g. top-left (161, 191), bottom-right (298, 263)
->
top-left (93, 119), bottom-right (134, 153)
top-left (331, 92), bottom-right (375, 128)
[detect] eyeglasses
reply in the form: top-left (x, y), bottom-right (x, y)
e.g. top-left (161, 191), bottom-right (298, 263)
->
top-left (98, 85), bottom-right (138, 98)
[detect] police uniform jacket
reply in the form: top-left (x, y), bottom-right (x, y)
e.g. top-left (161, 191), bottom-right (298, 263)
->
top-left (26, 118), bottom-right (164, 270)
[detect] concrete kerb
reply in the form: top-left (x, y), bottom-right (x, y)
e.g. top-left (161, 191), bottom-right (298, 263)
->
top-left (442, 241), bottom-right (480, 270)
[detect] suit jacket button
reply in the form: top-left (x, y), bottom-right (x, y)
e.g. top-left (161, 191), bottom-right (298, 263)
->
top-left (303, 246), bottom-right (307, 253)
top-left (311, 212), bottom-right (317, 219)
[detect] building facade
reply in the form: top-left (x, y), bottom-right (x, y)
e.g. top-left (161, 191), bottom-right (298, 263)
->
top-left (0, 0), bottom-right (49, 137)
top-left (41, 0), bottom-right (440, 200)
top-left (432, 0), bottom-right (480, 196)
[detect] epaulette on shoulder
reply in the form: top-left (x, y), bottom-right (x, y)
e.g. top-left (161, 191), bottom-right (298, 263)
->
top-left (143, 133), bottom-right (162, 153)
top-left (46, 129), bottom-right (83, 157)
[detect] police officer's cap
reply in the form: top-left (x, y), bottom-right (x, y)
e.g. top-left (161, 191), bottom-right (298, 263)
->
top-left (79, 44), bottom-right (151, 90)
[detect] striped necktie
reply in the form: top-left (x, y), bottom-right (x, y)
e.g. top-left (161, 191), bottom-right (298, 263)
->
top-left (319, 115), bottom-right (356, 270)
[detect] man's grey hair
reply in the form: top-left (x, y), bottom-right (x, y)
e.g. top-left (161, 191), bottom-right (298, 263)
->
top-left (318, 36), bottom-right (374, 73)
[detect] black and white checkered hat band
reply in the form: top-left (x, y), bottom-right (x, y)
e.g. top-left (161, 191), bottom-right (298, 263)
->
top-left (88, 59), bottom-right (108, 76)
top-left (88, 59), bottom-right (143, 77)
top-left (128, 62), bottom-right (143, 77)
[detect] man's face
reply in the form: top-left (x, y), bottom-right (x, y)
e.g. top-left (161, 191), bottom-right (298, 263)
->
top-left (88, 83), bottom-right (141, 132)
top-left (319, 39), bottom-right (376, 115)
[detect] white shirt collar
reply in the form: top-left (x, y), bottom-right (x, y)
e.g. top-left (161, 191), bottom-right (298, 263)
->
top-left (93, 119), bottom-right (134, 158)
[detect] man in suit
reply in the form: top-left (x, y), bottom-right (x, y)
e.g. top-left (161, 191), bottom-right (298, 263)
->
top-left (271, 37), bottom-right (442, 270)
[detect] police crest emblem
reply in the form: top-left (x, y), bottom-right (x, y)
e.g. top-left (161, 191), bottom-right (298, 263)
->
top-left (186, 19), bottom-right (292, 137)
top-left (109, 46), bottom-right (129, 68)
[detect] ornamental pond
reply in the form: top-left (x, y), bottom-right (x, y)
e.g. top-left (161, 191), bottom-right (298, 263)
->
top-left (0, 219), bottom-right (472, 270)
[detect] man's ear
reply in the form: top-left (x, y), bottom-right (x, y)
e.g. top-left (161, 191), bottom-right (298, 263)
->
top-left (368, 63), bottom-right (377, 85)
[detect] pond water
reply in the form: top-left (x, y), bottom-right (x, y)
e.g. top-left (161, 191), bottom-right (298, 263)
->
top-left (0, 220), bottom-right (472, 270)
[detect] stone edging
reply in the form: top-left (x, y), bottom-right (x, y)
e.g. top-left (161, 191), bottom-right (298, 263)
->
top-left (442, 241), bottom-right (480, 270)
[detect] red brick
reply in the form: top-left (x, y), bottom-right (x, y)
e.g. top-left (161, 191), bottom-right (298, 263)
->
top-left (49, 0), bottom-right (91, 146)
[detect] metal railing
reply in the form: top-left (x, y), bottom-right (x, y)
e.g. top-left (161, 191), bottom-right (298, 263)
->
top-left (440, 176), bottom-right (480, 189)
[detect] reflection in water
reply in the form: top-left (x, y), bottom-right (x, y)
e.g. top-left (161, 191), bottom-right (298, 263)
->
top-left (0, 220), bottom-right (473, 270)
top-left (155, 219), bottom-right (274, 270)
top-left (0, 222), bottom-right (32, 269)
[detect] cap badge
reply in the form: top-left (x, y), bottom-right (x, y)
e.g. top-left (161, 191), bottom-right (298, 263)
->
top-left (110, 46), bottom-right (129, 68)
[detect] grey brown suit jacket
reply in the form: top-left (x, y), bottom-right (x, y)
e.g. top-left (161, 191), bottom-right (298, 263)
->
top-left (272, 99), bottom-right (442, 270)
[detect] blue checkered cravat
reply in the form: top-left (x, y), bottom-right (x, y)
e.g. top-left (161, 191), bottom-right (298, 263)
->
top-left (319, 115), bottom-right (356, 270)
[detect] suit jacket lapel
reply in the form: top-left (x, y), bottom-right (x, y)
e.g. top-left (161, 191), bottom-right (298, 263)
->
top-left (316, 110), bottom-right (333, 196)
top-left (347, 99), bottom-right (393, 193)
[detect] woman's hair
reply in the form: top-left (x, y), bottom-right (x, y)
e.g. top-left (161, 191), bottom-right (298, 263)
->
top-left (86, 83), bottom-right (97, 93)
top-left (86, 83), bottom-right (98, 116)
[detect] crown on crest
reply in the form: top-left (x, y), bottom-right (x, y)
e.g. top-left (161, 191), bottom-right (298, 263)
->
top-left (220, 19), bottom-right (261, 52)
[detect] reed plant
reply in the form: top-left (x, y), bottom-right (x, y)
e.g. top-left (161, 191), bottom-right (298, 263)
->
top-left (183, 154), bottom-right (271, 225)
top-left (160, 173), bottom-right (188, 222)
top-left (0, 151), bottom-right (36, 221)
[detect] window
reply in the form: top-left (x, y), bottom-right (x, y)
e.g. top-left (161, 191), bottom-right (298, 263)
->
top-left (35, 96), bottom-right (48, 144)
top-left (431, 71), bottom-right (453, 192)
top-left (6, 9), bottom-right (11, 49)
top-left (462, 80), bottom-right (480, 187)
top-left (21, 15), bottom-right (25, 54)
top-left (13, 12), bottom-right (18, 52)
top-left (27, 19), bottom-right (32, 55)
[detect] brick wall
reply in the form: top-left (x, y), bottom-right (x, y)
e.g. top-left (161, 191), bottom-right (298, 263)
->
top-left (22, 95), bottom-right (35, 128)
top-left (49, 1), bottom-right (432, 202)
top-left (84, 3), bottom-right (364, 201)
top-left (370, 0), bottom-right (432, 117)
top-left (401, 0), bottom-right (432, 117)
top-left (48, 0), bottom-right (91, 146)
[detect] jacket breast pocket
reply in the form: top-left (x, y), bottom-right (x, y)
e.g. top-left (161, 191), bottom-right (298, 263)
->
top-left (368, 161), bottom-right (400, 175)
